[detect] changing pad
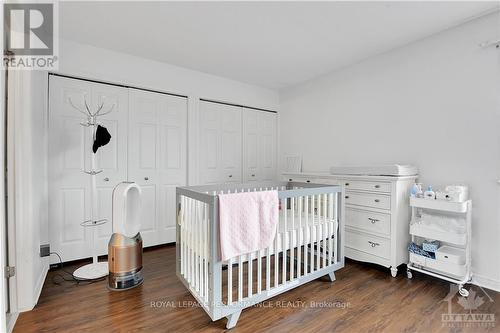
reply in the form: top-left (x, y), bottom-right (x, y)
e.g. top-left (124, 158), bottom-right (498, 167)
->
top-left (329, 164), bottom-right (418, 176)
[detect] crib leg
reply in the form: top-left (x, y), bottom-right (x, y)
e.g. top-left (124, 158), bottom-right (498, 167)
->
top-left (327, 271), bottom-right (336, 282)
top-left (226, 310), bottom-right (242, 329)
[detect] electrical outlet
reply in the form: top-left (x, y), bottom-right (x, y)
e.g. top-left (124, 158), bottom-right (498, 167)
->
top-left (40, 244), bottom-right (50, 257)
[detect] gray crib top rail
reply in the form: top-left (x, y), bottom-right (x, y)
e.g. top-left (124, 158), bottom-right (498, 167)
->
top-left (176, 181), bottom-right (342, 204)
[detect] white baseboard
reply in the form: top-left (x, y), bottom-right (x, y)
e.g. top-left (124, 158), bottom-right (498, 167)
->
top-left (18, 263), bottom-right (49, 313)
top-left (6, 312), bottom-right (19, 333)
top-left (472, 274), bottom-right (500, 292)
top-left (32, 264), bottom-right (49, 309)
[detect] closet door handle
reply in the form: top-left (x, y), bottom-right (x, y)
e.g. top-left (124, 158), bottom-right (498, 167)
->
top-left (103, 177), bottom-right (109, 182)
top-left (368, 218), bottom-right (379, 224)
top-left (368, 241), bottom-right (380, 247)
top-left (144, 177), bottom-right (149, 181)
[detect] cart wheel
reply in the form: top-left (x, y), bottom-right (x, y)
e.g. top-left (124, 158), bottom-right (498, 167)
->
top-left (459, 287), bottom-right (469, 298)
top-left (407, 270), bottom-right (413, 279)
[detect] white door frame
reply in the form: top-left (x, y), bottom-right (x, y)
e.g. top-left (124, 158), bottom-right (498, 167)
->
top-left (5, 68), bottom-right (23, 333)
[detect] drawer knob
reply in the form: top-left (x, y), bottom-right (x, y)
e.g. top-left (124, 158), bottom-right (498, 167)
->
top-left (144, 177), bottom-right (149, 181)
top-left (345, 182), bottom-right (350, 186)
top-left (251, 174), bottom-right (255, 177)
top-left (368, 241), bottom-right (380, 247)
top-left (289, 178), bottom-right (293, 181)
top-left (374, 199), bottom-right (380, 203)
top-left (345, 195), bottom-right (349, 199)
top-left (368, 218), bottom-right (379, 224)
top-left (228, 175), bottom-right (233, 178)
top-left (306, 180), bottom-right (311, 183)
top-left (103, 177), bottom-right (109, 182)
top-left (374, 184), bottom-right (380, 189)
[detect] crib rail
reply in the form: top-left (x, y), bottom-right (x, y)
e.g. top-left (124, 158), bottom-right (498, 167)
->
top-left (176, 181), bottom-right (344, 325)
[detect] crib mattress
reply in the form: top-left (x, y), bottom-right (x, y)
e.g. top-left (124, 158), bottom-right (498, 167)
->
top-left (227, 213), bottom-right (338, 262)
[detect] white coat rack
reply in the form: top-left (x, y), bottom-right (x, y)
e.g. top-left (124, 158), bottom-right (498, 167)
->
top-left (69, 98), bottom-right (115, 280)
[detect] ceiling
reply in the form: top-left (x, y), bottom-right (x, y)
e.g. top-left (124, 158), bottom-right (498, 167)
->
top-left (59, 1), bottom-right (499, 90)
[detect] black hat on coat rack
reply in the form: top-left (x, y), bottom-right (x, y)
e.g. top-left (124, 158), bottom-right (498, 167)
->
top-left (68, 97), bottom-right (115, 280)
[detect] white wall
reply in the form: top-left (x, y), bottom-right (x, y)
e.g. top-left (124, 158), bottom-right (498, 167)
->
top-left (280, 12), bottom-right (500, 289)
top-left (57, 39), bottom-right (279, 111)
top-left (8, 70), bottom-right (49, 312)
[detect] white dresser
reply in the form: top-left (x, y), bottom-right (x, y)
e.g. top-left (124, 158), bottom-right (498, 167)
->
top-left (282, 172), bottom-right (417, 277)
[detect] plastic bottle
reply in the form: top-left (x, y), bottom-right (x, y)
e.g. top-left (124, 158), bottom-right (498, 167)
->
top-left (424, 186), bottom-right (435, 200)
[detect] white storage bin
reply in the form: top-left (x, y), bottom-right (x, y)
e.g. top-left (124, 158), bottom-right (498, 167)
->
top-left (426, 258), bottom-right (466, 278)
top-left (435, 246), bottom-right (465, 265)
top-left (409, 252), bottom-right (427, 266)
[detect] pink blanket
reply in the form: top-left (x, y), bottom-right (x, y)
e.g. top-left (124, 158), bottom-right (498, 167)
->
top-left (218, 190), bottom-right (279, 261)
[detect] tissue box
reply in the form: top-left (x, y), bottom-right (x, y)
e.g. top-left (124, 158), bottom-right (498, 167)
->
top-left (422, 240), bottom-right (440, 253)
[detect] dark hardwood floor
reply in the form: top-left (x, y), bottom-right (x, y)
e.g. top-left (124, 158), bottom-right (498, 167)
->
top-left (15, 245), bottom-right (500, 333)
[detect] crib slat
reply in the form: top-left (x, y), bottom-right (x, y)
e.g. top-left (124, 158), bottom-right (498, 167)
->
top-left (304, 196), bottom-right (309, 274)
top-left (204, 203), bottom-right (209, 301)
top-left (334, 192), bottom-right (338, 264)
top-left (323, 193), bottom-right (328, 268)
top-left (187, 198), bottom-right (192, 284)
top-left (238, 256), bottom-right (243, 302)
top-left (248, 254), bottom-right (253, 297)
top-left (297, 196), bottom-right (302, 278)
top-left (274, 227), bottom-right (279, 287)
top-left (257, 250), bottom-right (262, 294)
top-left (316, 195), bottom-right (320, 270)
top-left (282, 198), bottom-right (287, 284)
top-left (311, 195), bottom-right (315, 272)
top-left (180, 196), bottom-right (184, 276)
top-left (195, 201), bottom-right (199, 292)
top-left (266, 247), bottom-right (271, 290)
top-left (198, 202), bottom-right (205, 298)
top-left (290, 197), bottom-right (295, 280)
top-left (228, 257), bottom-right (233, 305)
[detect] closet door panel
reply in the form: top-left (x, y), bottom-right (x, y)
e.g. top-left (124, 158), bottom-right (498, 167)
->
top-left (137, 184), bottom-right (158, 245)
top-left (243, 110), bottom-right (259, 182)
top-left (220, 105), bottom-right (242, 182)
top-left (128, 90), bottom-right (161, 246)
top-left (158, 96), bottom-right (187, 241)
top-left (259, 112), bottom-right (277, 181)
top-left (92, 84), bottom-right (129, 189)
top-left (199, 102), bottom-right (221, 184)
top-left (129, 89), bottom-right (187, 246)
top-left (96, 187), bottom-right (113, 254)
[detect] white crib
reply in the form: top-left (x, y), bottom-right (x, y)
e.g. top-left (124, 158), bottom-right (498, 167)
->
top-left (176, 181), bottom-right (345, 329)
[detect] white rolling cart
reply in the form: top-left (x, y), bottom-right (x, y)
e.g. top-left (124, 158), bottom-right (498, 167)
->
top-left (406, 197), bottom-right (472, 297)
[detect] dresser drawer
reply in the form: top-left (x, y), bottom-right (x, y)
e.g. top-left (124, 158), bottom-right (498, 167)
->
top-left (345, 229), bottom-right (390, 259)
top-left (343, 180), bottom-right (391, 193)
top-left (346, 208), bottom-right (390, 235)
top-left (344, 192), bottom-right (391, 210)
top-left (285, 176), bottom-right (316, 184)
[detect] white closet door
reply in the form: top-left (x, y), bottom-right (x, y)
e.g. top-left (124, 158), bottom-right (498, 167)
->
top-left (48, 76), bottom-right (128, 262)
top-left (243, 110), bottom-right (259, 182)
top-left (243, 109), bottom-right (277, 182)
top-left (258, 111), bottom-right (277, 181)
top-left (199, 101), bottom-right (242, 184)
top-left (128, 89), bottom-right (187, 246)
